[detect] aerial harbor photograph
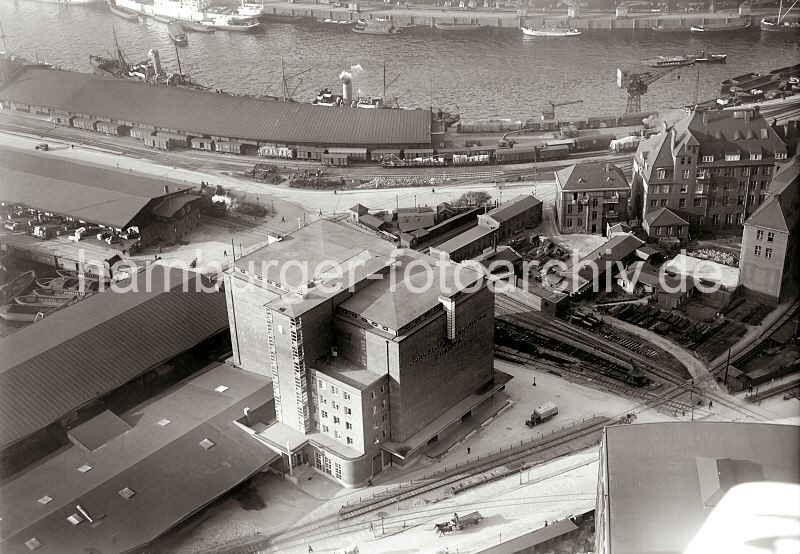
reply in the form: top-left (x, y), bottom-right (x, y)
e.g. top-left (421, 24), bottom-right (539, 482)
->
top-left (0, 0), bottom-right (798, 550)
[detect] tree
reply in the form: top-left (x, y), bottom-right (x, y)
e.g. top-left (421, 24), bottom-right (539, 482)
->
top-left (452, 191), bottom-right (491, 207)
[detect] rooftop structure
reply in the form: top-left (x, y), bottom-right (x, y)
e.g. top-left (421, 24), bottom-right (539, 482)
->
top-left (0, 68), bottom-right (432, 148)
top-left (0, 363), bottom-right (277, 554)
top-left (595, 422), bottom-right (800, 554)
top-left (0, 266), bottom-right (228, 452)
top-left (0, 150), bottom-right (195, 229)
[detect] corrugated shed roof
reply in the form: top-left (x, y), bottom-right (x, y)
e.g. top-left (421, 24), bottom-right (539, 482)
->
top-left (0, 266), bottom-right (229, 450)
top-left (602, 422), bottom-right (800, 554)
top-left (0, 364), bottom-right (277, 554)
top-left (432, 224), bottom-right (496, 254)
top-left (0, 151), bottom-right (193, 228)
top-left (0, 68), bottom-right (432, 146)
top-left (484, 194), bottom-right (542, 223)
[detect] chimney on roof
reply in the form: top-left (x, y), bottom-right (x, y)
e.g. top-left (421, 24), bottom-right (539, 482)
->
top-left (163, 185), bottom-right (169, 194)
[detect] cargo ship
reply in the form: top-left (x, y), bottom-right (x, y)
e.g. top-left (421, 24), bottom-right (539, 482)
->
top-left (434, 22), bottom-right (484, 31)
top-left (115, 0), bottom-right (210, 22)
top-left (649, 55), bottom-right (695, 68)
top-left (353, 18), bottom-right (400, 34)
top-left (198, 14), bottom-right (260, 31)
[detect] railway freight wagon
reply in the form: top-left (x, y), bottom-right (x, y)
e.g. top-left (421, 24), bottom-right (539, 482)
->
top-left (258, 145), bottom-right (296, 159)
top-left (574, 133), bottom-right (616, 152)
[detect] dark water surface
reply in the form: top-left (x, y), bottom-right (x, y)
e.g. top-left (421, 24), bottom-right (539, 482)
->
top-left (1, 0), bottom-right (798, 120)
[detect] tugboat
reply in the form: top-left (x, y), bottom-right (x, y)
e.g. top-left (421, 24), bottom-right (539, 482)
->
top-left (690, 19), bottom-right (751, 32)
top-left (695, 51), bottom-right (727, 63)
top-left (649, 55), bottom-right (695, 68)
top-left (353, 18), bottom-right (400, 34)
top-left (198, 14), bottom-right (260, 31)
top-left (168, 20), bottom-right (189, 44)
top-left (520, 25), bottom-right (581, 36)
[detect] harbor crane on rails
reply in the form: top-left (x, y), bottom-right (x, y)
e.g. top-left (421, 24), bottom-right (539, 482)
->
top-left (541, 99), bottom-right (583, 121)
top-left (617, 65), bottom-right (677, 113)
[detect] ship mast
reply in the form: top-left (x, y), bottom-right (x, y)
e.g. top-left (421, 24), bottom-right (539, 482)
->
top-left (174, 43), bottom-right (183, 77)
top-left (0, 22), bottom-right (8, 54)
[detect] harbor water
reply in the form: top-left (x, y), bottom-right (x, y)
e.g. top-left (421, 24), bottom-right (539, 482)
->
top-left (1, 0), bottom-right (798, 121)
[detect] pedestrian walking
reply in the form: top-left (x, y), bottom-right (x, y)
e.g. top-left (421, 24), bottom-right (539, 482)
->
top-left (709, 400), bottom-right (713, 408)
top-left (281, 216), bottom-right (286, 223)
top-left (467, 447), bottom-right (471, 455)
top-left (308, 546), bottom-right (313, 553)
top-left (224, 250), bottom-right (228, 257)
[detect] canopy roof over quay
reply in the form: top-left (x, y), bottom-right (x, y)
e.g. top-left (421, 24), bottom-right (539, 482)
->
top-left (0, 68), bottom-right (433, 147)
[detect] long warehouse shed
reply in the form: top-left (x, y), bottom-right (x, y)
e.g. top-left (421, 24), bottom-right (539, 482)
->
top-left (0, 68), bottom-right (432, 148)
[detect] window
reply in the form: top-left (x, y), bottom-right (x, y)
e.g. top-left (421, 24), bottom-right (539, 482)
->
top-left (372, 406), bottom-right (378, 415)
top-left (333, 416), bottom-right (340, 424)
top-left (322, 424), bottom-right (329, 433)
top-left (379, 385), bottom-right (385, 393)
top-left (332, 401), bottom-right (339, 410)
top-left (343, 391), bottom-right (351, 401)
top-left (346, 437), bottom-right (354, 445)
top-left (591, 211), bottom-right (597, 221)
top-left (334, 462), bottom-right (342, 479)
top-left (682, 169), bottom-right (690, 179)
top-left (324, 457), bottom-right (332, 474)
top-left (657, 168), bottom-right (666, 179)
top-left (650, 200), bottom-right (658, 208)
top-left (757, 230), bottom-right (764, 240)
top-left (694, 198), bottom-right (702, 208)
top-left (702, 155), bottom-right (714, 162)
top-left (765, 248), bottom-right (773, 259)
top-left (321, 410), bottom-right (328, 418)
top-left (737, 213), bottom-right (744, 225)
top-left (754, 245), bottom-right (762, 256)
top-left (381, 399), bottom-right (387, 409)
top-left (764, 166), bottom-right (772, 175)
top-left (660, 199), bottom-right (668, 207)
top-left (344, 407), bottom-right (352, 415)
top-left (334, 430), bottom-right (341, 439)
top-left (759, 194), bottom-right (766, 204)
top-left (679, 198), bottom-right (686, 208)
top-left (680, 183), bottom-right (688, 193)
top-left (315, 451), bottom-right (323, 469)
top-left (656, 227), bottom-right (662, 236)
top-left (330, 385), bottom-right (338, 395)
top-left (345, 422), bottom-right (353, 430)
top-left (752, 166), bottom-right (761, 176)
top-left (373, 420), bottom-right (379, 429)
top-left (737, 196), bottom-right (744, 205)
top-left (382, 429), bottom-right (388, 438)
top-left (370, 390), bottom-right (376, 399)
top-left (712, 214), bottom-right (720, 225)
top-left (382, 413), bottom-right (388, 422)
top-left (319, 381), bottom-right (326, 391)
top-left (564, 218), bottom-right (572, 228)
top-left (592, 198), bottom-right (598, 207)
top-left (578, 203), bottom-right (584, 213)
top-left (748, 194), bottom-right (755, 205)
top-left (742, 167), bottom-right (750, 176)
top-left (725, 153), bottom-right (740, 161)
top-left (751, 153), bottom-right (762, 161)
top-left (678, 226), bottom-right (684, 235)
top-left (777, 152), bottom-right (787, 160)
top-left (567, 204), bottom-right (573, 214)
top-left (723, 167), bottom-right (735, 177)
top-left (767, 232), bottom-right (774, 242)
top-left (726, 213), bottom-right (733, 225)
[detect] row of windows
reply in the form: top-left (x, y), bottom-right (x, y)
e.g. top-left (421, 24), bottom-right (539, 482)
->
top-left (654, 226), bottom-right (684, 236)
top-left (755, 230), bottom-right (775, 242)
top-left (753, 246), bottom-right (774, 259)
top-left (650, 193), bottom-right (765, 210)
top-left (319, 423), bottom-right (355, 445)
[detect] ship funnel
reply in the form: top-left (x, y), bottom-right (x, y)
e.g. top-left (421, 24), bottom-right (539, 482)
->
top-left (148, 49), bottom-right (163, 75)
top-left (340, 71), bottom-right (353, 104)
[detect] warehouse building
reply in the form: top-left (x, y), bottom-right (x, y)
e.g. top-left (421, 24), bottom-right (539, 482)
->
top-left (0, 68), bottom-right (433, 151)
top-left (595, 422), bottom-right (800, 554)
top-left (224, 220), bottom-right (506, 487)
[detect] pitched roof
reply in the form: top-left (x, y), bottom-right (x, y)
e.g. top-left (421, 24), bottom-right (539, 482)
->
top-left (397, 212), bottom-right (436, 232)
top-left (359, 213), bottom-right (387, 230)
top-left (645, 207), bottom-right (689, 227)
top-left (0, 68), bottom-right (431, 146)
top-left (555, 162), bottom-right (629, 192)
top-left (673, 108), bottom-right (787, 158)
top-left (769, 154), bottom-right (800, 195)
top-left (349, 203), bottom-right (369, 215)
top-left (0, 150), bottom-right (194, 228)
top-left (746, 158), bottom-right (800, 233)
top-left (601, 422), bottom-right (800, 554)
top-left (484, 194), bottom-right (542, 223)
top-left (635, 132), bottom-right (671, 182)
top-left (0, 364), bottom-right (277, 554)
top-left (431, 224), bottom-right (496, 254)
top-left (0, 266), bottom-right (229, 450)
top-left (570, 233), bottom-right (645, 270)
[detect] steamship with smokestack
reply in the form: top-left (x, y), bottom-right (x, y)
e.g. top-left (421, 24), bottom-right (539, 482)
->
top-left (313, 66), bottom-right (396, 109)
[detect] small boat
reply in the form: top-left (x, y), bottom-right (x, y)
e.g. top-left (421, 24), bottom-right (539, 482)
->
top-left (262, 12), bottom-right (306, 22)
top-left (153, 14), bottom-right (172, 24)
top-left (34, 288), bottom-right (92, 298)
top-left (695, 51), bottom-right (727, 63)
top-left (36, 276), bottom-right (80, 290)
top-left (110, 3), bottom-right (140, 20)
top-left (761, 0), bottom-right (800, 32)
top-left (353, 18), bottom-right (401, 34)
top-left (434, 22), bottom-right (484, 31)
top-left (320, 18), bottom-right (354, 24)
top-left (690, 20), bottom-right (751, 32)
top-left (181, 20), bottom-right (216, 33)
top-left (168, 20), bottom-right (189, 44)
top-left (521, 26), bottom-right (581, 36)
top-left (0, 303), bottom-right (56, 323)
top-left (0, 270), bottom-right (35, 302)
top-left (651, 25), bottom-right (691, 32)
top-left (15, 294), bottom-right (74, 307)
top-left (199, 15), bottom-right (260, 32)
top-left (649, 55), bottom-right (695, 68)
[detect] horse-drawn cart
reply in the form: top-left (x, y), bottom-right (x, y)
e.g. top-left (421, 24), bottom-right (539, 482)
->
top-left (434, 511), bottom-right (483, 535)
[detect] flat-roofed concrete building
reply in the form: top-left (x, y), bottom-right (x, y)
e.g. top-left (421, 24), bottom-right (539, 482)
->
top-left (595, 422), bottom-right (800, 554)
top-left (225, 220), bottom-right (504, 486)
top-left (739, 155), bottom-right (799, 302)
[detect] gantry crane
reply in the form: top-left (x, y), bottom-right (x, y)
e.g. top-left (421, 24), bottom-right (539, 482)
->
top-left (617, 65), bottom-right (676, 113)
top-left (541, 99), bottom-right (583, 121)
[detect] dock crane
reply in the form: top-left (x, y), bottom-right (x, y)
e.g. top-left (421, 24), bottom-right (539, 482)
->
top-left (617, 65), bottom-right (677, 113)
top-left (541, 99), bottom-right (583, 120)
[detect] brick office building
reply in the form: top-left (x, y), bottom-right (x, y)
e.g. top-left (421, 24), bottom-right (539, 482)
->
top-left (554, 162), bottom-right (631, 235)
top-left (224, 220), bottom-right (505, 487)
top-left (739, 155), bottom-right (799, 303)
top-left (632, 108), bottom-right (787, 230)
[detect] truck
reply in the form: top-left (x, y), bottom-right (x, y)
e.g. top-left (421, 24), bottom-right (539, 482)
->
top-left (525, 402), bottom-right (558, 427)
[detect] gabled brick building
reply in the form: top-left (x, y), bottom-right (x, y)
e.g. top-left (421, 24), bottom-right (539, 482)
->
top-left (632, 108), bottom-right (787, 230)
top-left (555, 162), bottom-right (631, 235)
